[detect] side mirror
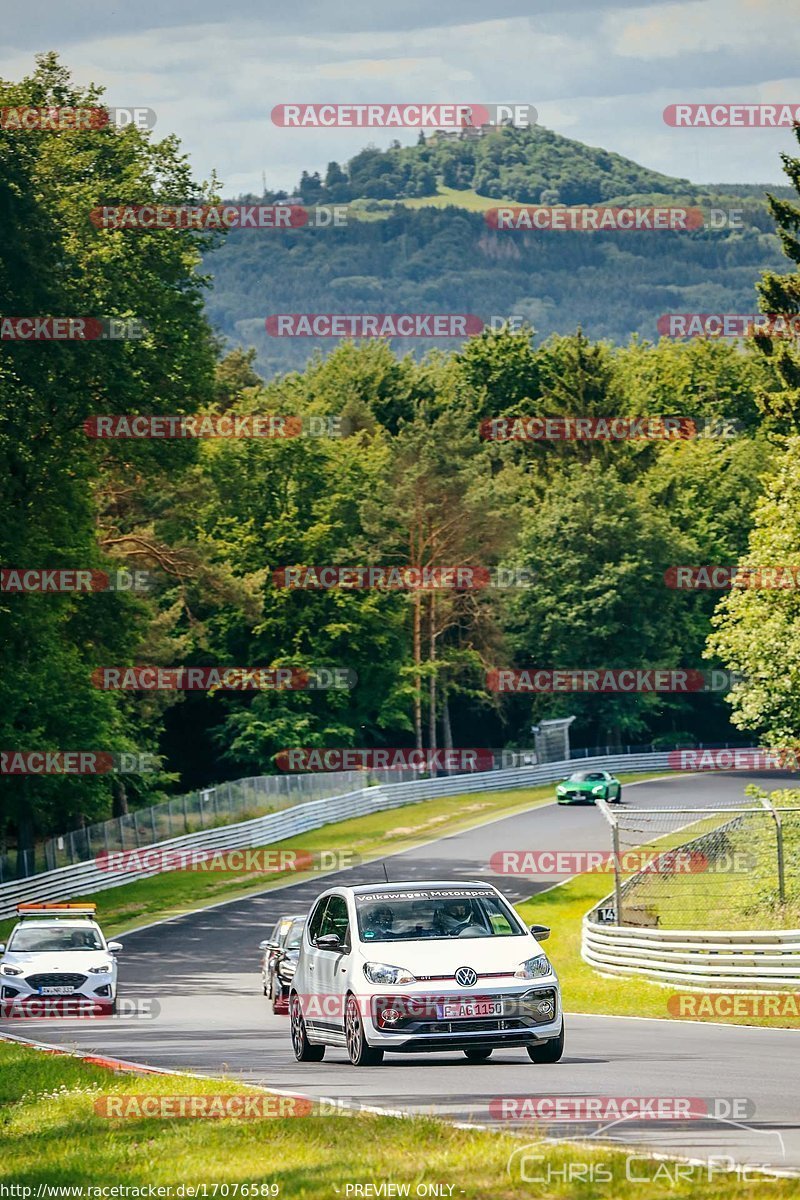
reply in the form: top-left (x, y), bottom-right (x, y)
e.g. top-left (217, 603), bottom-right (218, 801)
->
top-left (258, 939), bottom-right (269, 951)
top-left (530, 924), bottom-right (550, 942)
top-left (314, 933), bottom-right (342, 950)
top-left (0, 943), bottom-right (5, 954)
top-left (107, 941), bottom-right (123, 953)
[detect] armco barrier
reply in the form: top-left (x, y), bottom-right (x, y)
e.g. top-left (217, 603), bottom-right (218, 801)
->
top-left (582, 918), bottom-right (800, 988)
top-left (0, 751), bottom-right (673, 918)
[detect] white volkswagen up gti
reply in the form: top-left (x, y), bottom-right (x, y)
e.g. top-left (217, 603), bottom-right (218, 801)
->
top-left (289, 881), bottom-right (563, 1066)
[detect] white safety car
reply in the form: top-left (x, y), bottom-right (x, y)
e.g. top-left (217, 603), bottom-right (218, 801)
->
top-left (0, 903), bottom-right (122, 1012)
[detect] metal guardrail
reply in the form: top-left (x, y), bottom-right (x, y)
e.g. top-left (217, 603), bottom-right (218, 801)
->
top-left (582, 919), bottom-right (800, 988)
top-left (0, 751), bottom-right (675, 918)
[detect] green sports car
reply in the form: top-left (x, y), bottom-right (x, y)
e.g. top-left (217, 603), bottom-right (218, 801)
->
top-left (556, 769), bottom-right (622, 805)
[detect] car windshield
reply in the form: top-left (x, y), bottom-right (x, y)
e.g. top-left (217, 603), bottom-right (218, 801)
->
top-left (355, 889), bottom-right (526, 942)
top-left (568, 771), bottom-right (607, 781)
top-left (8, 925), bottom-right (104, 953)
top-left (285, 919), bottom-right (305, 949)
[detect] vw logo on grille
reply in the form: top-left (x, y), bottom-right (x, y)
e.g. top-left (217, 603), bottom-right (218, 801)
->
top-left (454, 966), bottom-right (478, 987)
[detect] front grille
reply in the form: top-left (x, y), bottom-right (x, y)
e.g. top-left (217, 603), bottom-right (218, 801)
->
top-left (376, 988), bottom-right (557, 1032)
top-left (26, 973), bottom-right (87, 990)
top-left (416, 1017), bottom-right (527, 1033)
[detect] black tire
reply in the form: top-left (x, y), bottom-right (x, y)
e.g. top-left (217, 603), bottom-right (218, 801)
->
top-left (345, 995), bottom-right (384, 1066)
top-left (463, 1047), bottom-right (492, 1062)
top-left (526, 1021), bottom-right (564, 1063)
top-left (290, 994), bottom-right (325, 1062)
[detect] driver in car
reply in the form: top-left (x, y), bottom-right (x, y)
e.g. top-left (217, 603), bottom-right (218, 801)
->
top-left (363, 904), bottom-right (395, 938)
top-left (435, 898), bottom-right (474, 935)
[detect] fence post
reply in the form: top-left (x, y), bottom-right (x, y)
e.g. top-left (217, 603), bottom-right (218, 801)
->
top-left (595, 797), bottom-right (623, 926)
top-left (133, 809), bottom-right (141, 848)
top-left (760, 795), bottom-right (786, 905)
top-left (183, 793), bottom-right (189, 833)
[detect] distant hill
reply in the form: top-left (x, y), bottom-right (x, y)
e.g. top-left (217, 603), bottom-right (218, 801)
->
top-left (283, 124), bottom-right (692, 207)
top-left (204, 126), bottom-right (788, 377)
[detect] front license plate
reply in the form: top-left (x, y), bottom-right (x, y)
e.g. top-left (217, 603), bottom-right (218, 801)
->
top-left (438, 1000), bottom-right (503, 1019)
top-left (39, 986), bottom-right (75, 995)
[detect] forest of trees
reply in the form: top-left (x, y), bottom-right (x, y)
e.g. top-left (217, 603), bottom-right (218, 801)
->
top-left (3, 56), bottom-right (800, 870)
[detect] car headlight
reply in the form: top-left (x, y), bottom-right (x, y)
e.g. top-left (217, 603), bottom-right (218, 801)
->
top-left (592, 785), bottom-right (605, 794)
top-left (363, 962), bottom-right (417, 986)
top-left (0, 965), bottom-right (22, 976)
top-left (514, 954), bottom-right (551, 979)
top-left (88, 964), bottom-right (113, 974)
top-left (556, 785), bottom-right (566, 792)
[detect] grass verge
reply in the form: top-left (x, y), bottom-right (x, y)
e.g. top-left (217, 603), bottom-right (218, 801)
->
top-left (0, 1040), bottom-right (793, 1197)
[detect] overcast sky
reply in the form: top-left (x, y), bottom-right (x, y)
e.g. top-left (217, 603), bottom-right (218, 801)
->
top-left (5, 0), bottom-right (799, 194)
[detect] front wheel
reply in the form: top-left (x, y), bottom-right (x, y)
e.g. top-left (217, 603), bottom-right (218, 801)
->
top-left (463, 1047), bottom-right (492, 1062)
top-left (345, 996), bottom-right (384, 1066)
top-left (526, 1021), bottom-right (564, 1063)
top-left (290, 994), bottom-right (325, 1062)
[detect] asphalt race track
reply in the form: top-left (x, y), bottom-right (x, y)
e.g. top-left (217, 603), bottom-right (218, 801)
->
top-left (3, 772), bottom-right (799, 1175)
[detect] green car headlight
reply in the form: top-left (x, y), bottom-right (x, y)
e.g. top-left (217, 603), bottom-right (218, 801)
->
top-left (592, 785), bottom-right (605, 794)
